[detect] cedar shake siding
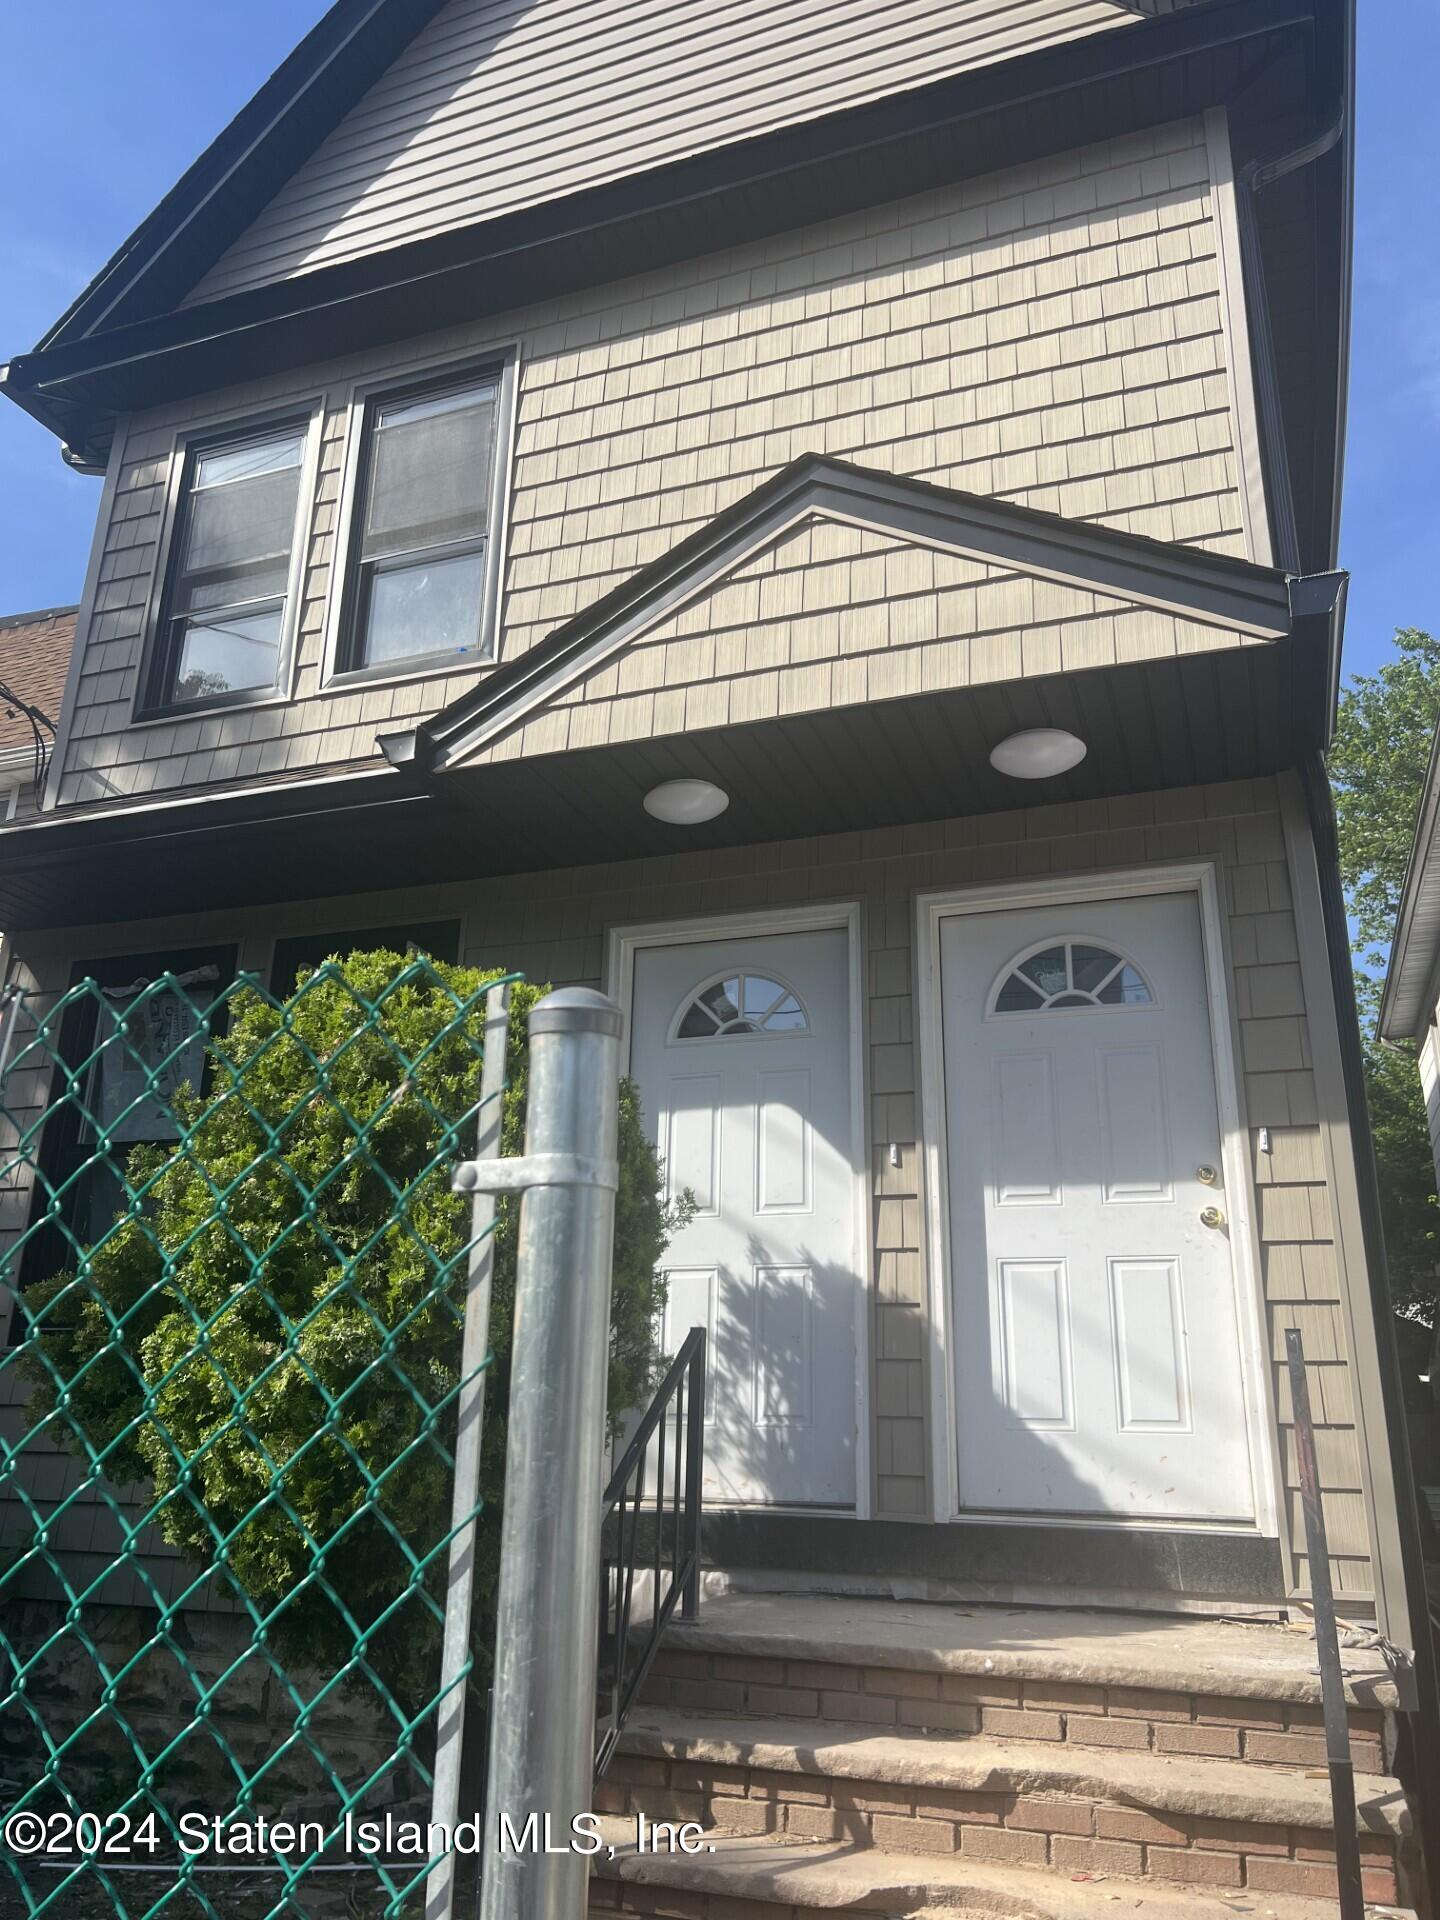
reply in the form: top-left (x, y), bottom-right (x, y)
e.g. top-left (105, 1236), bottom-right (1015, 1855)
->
top-left (60, 117), bottom-right (1259, 808)
top-left (0, 779), bottom-right (1378, 1606)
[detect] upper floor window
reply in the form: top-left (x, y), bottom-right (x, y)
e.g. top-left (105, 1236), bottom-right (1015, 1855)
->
top-left (144, 422), bottom-right (309, 714)
top-left (338, 369), bottom-right (504, 675)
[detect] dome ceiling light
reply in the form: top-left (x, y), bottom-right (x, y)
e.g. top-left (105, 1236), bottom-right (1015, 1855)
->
top-left (988, 728), bottom-right (1087, 780)
top-left (643, 779), bottom-right (731, 824)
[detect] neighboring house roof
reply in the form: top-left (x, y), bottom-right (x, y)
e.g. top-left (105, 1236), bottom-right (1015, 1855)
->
top-left (1379, 715), bottom-right (1440, 1044)
top-left (0, 605), bottom-right (76, 766)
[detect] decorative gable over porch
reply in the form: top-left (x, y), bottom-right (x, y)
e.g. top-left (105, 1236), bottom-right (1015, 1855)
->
top-left (387, 455), bottom-right (1333, 789)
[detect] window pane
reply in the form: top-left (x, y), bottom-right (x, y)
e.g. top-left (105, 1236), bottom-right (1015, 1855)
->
top-left (363, 384), bottom-right (495, 560)
top-left (1020, 946), bottom-right (1068, 997)
top-left (762, 995), bottom-right (806, 1032)
top-left (741, 975), bottom-right (785, 1020)
top-left (176, 463), bottom-right (302, 611)
top-left (678, 1003), bottom-right (720, 1039)
top-left (1096, 965), bottom-right (1152, 1006)
top-left (194, 432), bottom-right (303, 490)
top-left (360, 547), bottom-right (487, 665)
top-left (173, 606), bottom-right (283, 702)
top-left (1071, 945), bottom-right (1121, 994)
top-left (995, 974), bottom-right (1045, 1013)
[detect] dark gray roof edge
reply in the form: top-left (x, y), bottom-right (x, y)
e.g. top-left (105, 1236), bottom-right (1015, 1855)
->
top-left (33, 0), bottom-right (451, 350)
top-left (403, 454), bottom-right (1301, 773)
top-left (1378, 713), bottom-right (1440, 1043)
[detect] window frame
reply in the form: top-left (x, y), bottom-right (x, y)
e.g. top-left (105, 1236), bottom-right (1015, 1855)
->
top-left (326, 348), bottom-right (518, 689)
top-left (134, 404), bottom-right (321, 723)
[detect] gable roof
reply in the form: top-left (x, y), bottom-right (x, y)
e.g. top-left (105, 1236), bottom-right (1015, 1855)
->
top-left (41, 0), bottom-right (1178, 344)
top-left (379, 456), bottom-right (1313, 775)
top-left (35, 0), bottom-right (452, 350)
top-left (0, 1), bottom-right (1351, 579)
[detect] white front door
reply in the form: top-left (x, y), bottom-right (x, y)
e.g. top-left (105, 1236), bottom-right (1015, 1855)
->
top-left (940, 890), bottom-right (1257, 1523)
top-left (630, 927), bottom-right (859, 1509)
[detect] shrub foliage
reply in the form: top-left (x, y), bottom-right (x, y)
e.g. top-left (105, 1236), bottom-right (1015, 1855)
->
top-left (22, 952), bottom-right (682, 1696)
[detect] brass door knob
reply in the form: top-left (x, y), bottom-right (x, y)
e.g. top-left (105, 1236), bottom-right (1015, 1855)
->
top-left (1200, 1205), bottom-right (1225, 1229)
top-left (1197, 1164), bottom-right (1218, 1186)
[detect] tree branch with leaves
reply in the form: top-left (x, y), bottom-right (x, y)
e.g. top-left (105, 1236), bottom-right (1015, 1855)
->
top-left (1329, 626), bottom-right (1440, 1320)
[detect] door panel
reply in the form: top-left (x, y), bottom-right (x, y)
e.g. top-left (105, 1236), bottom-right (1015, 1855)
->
top-left (941, 891), bottom-right (1257, 1522)
top-left (631, 928), bottom-right (858, 1508)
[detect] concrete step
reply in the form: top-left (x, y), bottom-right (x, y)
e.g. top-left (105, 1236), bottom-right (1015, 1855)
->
top-left (589, 1818), bottom-right (1416, 1920)
top-left (643, 1593), bottom-right (1401, 1775)
top-left (601, 1709), bottom-right (1409, 1904)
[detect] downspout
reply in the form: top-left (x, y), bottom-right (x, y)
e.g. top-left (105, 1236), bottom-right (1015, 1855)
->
top-left (1300, 754), bottom-right (1440, 1900)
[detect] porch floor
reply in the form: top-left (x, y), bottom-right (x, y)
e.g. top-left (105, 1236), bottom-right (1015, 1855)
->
top-left (670, 1588), bottom-right (1402, 1711)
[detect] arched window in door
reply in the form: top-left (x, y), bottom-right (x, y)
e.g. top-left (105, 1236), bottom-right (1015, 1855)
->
top-left (990, 939), bottom-right (1153, 1014)
top-left (672, 971), bottom-right (809, 1039)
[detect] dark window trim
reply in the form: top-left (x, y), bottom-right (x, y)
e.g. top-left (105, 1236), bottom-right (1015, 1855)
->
top-left (8, 943), bottom-right (239, 1340)
top-left (132, 401), bottom-right (323, 723)
top-left (325, 347), bottom-right (518, 688)
top-left (268, 918), bottom-right (461, 997)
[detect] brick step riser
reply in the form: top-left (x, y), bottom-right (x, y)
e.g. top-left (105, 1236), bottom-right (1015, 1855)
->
top-left (640, 1651), bottom-right (1395, 1775)
top-left (600, 1751), bottom-right (1405, 1906)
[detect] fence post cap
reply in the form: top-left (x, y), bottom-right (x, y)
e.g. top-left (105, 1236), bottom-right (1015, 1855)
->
top-left (529, 987), bottom-right (623, 1039)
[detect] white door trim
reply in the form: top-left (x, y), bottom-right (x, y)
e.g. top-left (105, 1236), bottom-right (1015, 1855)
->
top-left (606, 901), bottom-right (872, 1519)
top-left (915, 863), bottom-right (1280, 1537)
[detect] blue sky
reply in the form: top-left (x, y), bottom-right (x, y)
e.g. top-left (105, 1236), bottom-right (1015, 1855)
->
top-left (0, 3), bottom-right (1434, 689)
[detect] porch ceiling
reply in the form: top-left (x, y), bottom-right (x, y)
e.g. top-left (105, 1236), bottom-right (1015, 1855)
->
top-left (0, 631), bottom-right (1330, 934)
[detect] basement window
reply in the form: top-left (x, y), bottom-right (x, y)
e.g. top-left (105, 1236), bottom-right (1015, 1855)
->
top-left (336, 363), bottom-right (511, 677)
top-left (142, 420), bottom-right (311, 715)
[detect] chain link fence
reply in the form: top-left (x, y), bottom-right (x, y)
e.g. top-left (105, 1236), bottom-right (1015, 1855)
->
top-left (0, 955), bottom-right (521, 1918)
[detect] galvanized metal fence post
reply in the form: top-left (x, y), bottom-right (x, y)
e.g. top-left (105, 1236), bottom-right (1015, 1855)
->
top-left (427, 981), bottom-right (512, 1920)
top-left (1284, 1326), bottom-right (1365, 1920)
top-left (461, 988), bottom-right (622, 1920)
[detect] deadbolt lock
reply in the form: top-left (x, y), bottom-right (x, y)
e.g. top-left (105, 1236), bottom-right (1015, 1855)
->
top-left (1200, 1205), bottom-right (1225, 1230)
top-left (1196, 1164), bottom-right (1218, 1186)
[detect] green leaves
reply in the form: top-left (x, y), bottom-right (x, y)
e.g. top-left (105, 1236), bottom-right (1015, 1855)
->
top-left (1331, 625), bottom-right (1440, 954)
top-left (1331, 629), bottom-right (1440, 1320)
top-left (17, 952), bottom-right (678, 1709)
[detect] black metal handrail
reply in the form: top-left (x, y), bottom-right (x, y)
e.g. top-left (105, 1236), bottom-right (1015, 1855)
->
top-left (595, 1325), bottom-right (705, 1775)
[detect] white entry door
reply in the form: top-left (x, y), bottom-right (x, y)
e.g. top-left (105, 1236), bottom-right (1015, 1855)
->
top-left (629, 927), bottom-right (859, 1509)
top-left (939, 891), bottom-right (1257, 1523)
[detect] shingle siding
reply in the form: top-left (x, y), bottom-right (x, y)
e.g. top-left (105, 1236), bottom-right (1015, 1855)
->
top-left (0, 780), bottom-right (1376, 1603)
top-left (187, 0), bottom-right (1145, 303)
top-left (476, 514), bottom-right (1264, 764)
top-left (58, 118), bottom-right (1255, 807)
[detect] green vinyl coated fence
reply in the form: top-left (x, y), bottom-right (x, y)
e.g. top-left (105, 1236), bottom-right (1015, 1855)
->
top-left (0, 955), bottom-right (520, 1919)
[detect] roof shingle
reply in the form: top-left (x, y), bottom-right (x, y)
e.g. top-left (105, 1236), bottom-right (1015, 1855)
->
top-left (0, 606), bottom-right (77, 755)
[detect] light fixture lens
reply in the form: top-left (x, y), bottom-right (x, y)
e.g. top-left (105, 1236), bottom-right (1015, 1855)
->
top-left (988, 727), bottom-right (1087, 780)
top-left (643, 778), bottom-right (730, 825)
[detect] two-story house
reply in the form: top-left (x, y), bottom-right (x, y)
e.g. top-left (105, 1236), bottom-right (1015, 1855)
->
top-left (2, 0), bottom-right (1434, 1910)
